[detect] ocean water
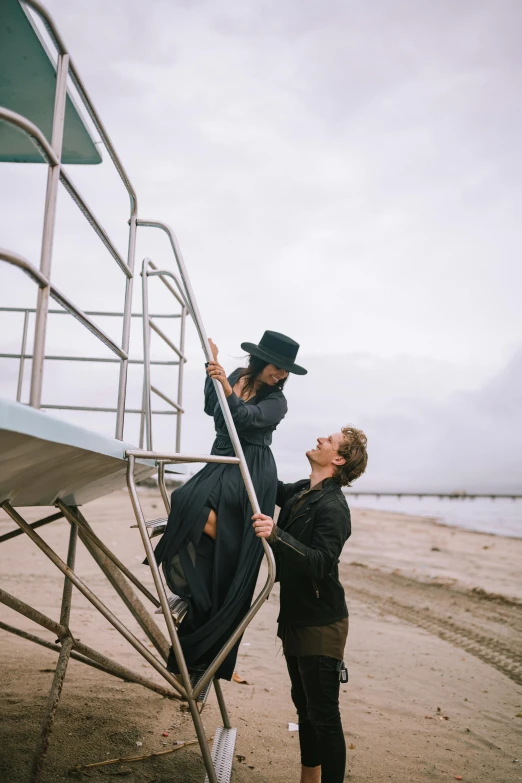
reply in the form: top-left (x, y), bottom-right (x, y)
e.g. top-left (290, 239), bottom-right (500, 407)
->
top-left (346, 496), bottom-right (522, 539)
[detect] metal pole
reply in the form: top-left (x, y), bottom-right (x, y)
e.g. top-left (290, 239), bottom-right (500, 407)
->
top-left (59, 523), bottom-right (77, 625)
top-left (213, 679), bottom-right (231, 729)
top-left (1, 502), bottom-right (186, 697)
top-left (16, 310), bottom-right (30, 402)
top-left (176, 305), bottom-right (187, 452)
top-left (31, 522), bottom-right (76, 782)
top-left (134, 222), bottom-right (276, 696)
top-left (0, 594), bottom-right (179, 699)
top-left (31, 636), bottom-right (73, 783)
top-left (56, 502), bottom-right (160, 607)
top-left (141, 259), bottom-right (153, 450)
top-left (115, 214), bottom-right (138, 440)
top-left (0, 587), bottom-right (68, 638)
top-left (29, 53), bottom-right (69, 409)
top-left (64, 505), bottom-right (171, 663)
top-left (0, 510), bottom-right (63, 545)
top-left (126, 456), bottom-right (218, 783)
top-left (139, 377), bottom-right (146, 449)
top-left (157, 462), bottom-right (171, 514)
top-left (0, 621), bottom-right (178, 698)
top-left (135, 223), bottom-right (270, 522)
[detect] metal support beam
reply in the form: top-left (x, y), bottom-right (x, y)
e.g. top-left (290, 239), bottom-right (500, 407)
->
top-left (30, 522), bottom-right (76, 782)
top-left (213, 679), bottom-right (231, 729)
top-left (0, 587), bottom-right (68, 639)
top-left (141, 258), bottom-right (153, 450)
top-left (16, 310), bottom-right (30, 402)
top-left (115, 214), bottom-right (137, 440)
top-left (0, 511), bottom-right (63, 545)
top-left (65, 505), bottom-right (169, 661)
top-left (157, 462), bottom-right (171, 515)
top-left (0, 621), bottom-right (177, 699)
top-left (176, 306), bottom-right (187, 452)
top-left (56, 502), bottom-right (159, 608)
top-left (31, 636), bottom-right (73, 783)
top-left (126, 456), bottom-right (218, 783)
top-left (0, 503), bottom-right (186, 698)
top-left (59, 523), bottom-right (77, 626)
top-left (30, 52), bottom-right (69, 409)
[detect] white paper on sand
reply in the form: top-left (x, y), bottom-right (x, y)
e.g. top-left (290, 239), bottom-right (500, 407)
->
top-left (288, 722), bottom-right (299, 731)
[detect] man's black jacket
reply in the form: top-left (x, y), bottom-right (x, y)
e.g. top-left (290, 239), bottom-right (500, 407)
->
top-left (270, 477), bottom-right (351, 626)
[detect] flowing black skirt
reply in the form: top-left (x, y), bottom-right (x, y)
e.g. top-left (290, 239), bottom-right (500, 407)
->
top-left (153, 436), bottom-right (277, 679)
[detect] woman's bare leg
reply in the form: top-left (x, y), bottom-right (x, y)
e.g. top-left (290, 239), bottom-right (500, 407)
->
top-left (203, 509), bottom-right (217, 540)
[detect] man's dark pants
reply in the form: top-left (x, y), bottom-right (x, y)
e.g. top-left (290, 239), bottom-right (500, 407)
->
top-left (285, 654), bottom-right (346, 783)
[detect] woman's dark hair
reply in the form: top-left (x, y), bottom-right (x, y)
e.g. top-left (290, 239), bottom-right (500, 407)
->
top-left (239, 355), bottom-right (288, 400)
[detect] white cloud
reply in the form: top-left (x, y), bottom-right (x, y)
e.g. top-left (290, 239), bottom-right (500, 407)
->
top-left (1, 0), bottom-right (521, 492)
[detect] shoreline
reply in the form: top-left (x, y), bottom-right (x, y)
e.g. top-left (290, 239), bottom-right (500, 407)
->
top-left (349, 493), bottom-right (522, 539)
top-left (351, 501), bottom-right (522, 540)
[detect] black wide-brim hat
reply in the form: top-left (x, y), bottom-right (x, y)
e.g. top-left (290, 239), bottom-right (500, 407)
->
top-left (241, 331), bottom-right (307, 375)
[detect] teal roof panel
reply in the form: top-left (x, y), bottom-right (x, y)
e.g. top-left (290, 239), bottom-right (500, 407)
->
top-left (0, 0), bottom-right (102, 164)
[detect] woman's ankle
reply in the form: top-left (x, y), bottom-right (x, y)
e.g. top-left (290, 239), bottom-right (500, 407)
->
top-left (300, 764), bottom-right (320, 783)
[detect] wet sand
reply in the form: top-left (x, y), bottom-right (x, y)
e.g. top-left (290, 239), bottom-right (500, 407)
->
top-left (1, 489), bottom-right (521, 783)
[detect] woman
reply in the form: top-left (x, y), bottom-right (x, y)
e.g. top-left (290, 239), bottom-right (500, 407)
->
top-left (153, 330), bottom-right (307, 679)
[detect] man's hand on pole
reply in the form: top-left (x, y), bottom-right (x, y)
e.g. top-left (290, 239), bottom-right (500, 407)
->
top-left (252, 512), bottom-right (275, 539)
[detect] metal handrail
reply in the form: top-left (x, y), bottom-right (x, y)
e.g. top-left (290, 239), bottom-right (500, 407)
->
top-left (0, 250), bottom-right (127, 359)
top-left (21, 0), bottom-right (138, 214)
top-left (132, 219), bottom-right (276, 703)
top-left (148, 321), bottom-right (185, 360)
top-left (141, 258), bottom-right (187, 452)
top-left (0, 109), bottom-right (129, 278)
top-left (0, 245), bottom-right (50, 286)
top-left (0, 354), bottom-right (179, 366)
top-left (1, 0), bottom-right (140, 433)
top-left (42, 405), bottom-right (176, 415)
top-left (151, 385), bottom-right (183, 413)
top-left (126, 450), bottom-right (241, 464)
top-left (0, 108), bottom-right (59, 165)
top-left (0, 307), bottom-right (180, 318)
top-left (59, 170), bottom-right (131, 278)
top-left (146, 266), bottom-right (191, 311)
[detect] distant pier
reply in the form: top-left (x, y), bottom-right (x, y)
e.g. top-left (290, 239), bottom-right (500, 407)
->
top-left (344, 491), bottom-right (522, 500)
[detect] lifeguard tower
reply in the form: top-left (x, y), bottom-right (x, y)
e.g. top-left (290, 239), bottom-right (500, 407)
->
top-left (0, 2), bottom-right (275, 781)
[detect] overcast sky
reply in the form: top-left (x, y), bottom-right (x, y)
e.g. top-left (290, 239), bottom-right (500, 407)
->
top-left (1, 0), bottom-right (521, 491)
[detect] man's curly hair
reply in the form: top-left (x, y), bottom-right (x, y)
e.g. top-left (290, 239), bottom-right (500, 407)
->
top-left (334, 426), bottom-right (368, 487)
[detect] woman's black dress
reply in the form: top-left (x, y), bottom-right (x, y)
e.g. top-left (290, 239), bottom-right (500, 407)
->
top-left (153, 368), bottom-right (287, 679)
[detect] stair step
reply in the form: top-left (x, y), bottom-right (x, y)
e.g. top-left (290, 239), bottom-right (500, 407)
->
top-left (204, 726), bottom-right (237, 783)
top-left (190, 669), bottom-right (213, 705)
top-left (129, 517), bottom-right (167, 536)
top-left (145, 517), bottom-right (167, 536)
top-left (154, 593), bottom-right (188, 625)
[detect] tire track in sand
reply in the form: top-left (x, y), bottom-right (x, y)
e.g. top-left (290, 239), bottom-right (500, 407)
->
top-left (348, 582), bottom-right (522, 687)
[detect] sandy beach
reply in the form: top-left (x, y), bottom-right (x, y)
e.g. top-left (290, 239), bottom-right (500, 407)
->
top-left (1, 488), bottom-right (521, 783)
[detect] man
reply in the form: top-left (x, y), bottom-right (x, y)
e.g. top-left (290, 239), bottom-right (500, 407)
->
top-left (252, 426), bottom-right (368, 783)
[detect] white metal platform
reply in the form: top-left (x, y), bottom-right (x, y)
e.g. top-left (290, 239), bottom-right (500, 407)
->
top-left (0, 397), bottom-right (155, 506)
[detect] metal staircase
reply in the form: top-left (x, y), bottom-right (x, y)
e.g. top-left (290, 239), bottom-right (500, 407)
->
top-left (0, 3), bottom-right (275, 782)
top-left (125, 221), bottom-right (277, 779)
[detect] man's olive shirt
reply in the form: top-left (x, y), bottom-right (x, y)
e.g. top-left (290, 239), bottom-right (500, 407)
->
top-left (272, 479), bottom-right (349, 660)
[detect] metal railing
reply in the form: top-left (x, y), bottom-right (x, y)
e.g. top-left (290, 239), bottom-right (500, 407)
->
top-left (1, 5), bottom-right (276, 781)
top-left (140, 258), bottom-right (188, 452)
top-left (0, 303), bottom-right (184, 422)
top-left (0, 1), bottom-right (189, 446)
top-left (125, 219), bottom-right (277, 783)
top-left (1, 0), bottom-right (140, 438)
